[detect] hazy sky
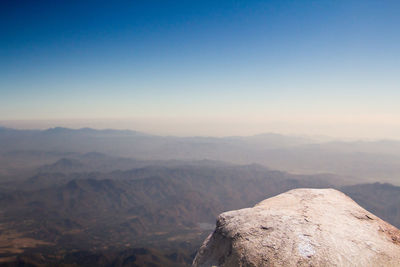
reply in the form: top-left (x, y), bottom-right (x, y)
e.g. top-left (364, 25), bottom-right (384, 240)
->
top-left (1, 0), bottom-right (399, 138)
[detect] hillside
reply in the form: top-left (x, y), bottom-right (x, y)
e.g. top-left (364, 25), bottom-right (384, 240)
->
top-left (0, 158), bottom-right (399, 265)
top-left (1, 127), bottom-right (400, 185)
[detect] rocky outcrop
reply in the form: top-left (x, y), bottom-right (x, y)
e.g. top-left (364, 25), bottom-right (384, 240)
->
top-left (193, 188), bottom-right (400, 267)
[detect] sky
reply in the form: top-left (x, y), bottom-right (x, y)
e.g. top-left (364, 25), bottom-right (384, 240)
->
top-left (1, 0), bottom-right (399, 138)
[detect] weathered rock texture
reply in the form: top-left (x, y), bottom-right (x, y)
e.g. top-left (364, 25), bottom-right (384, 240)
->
top-left (193, 188), bottom-right (400, 267)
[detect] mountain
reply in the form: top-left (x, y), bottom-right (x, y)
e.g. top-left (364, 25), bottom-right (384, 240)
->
top-left (1, 127), bottom-right (400, 185)
top-left (1, 157), bottom-right (400, 266)
top-left (0, 128), bottom-right (400, 265)
top-left (0, 163), bottom-right (335, 265)
top-left (38, 158), bottom-right (85, 173)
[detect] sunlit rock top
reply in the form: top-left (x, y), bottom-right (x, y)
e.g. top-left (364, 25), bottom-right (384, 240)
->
top-left (193, 188), bottom-right (400, 267)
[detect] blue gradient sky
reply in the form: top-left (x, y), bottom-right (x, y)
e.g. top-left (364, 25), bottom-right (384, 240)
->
top-left (1, 0), bottom-right (399, 137)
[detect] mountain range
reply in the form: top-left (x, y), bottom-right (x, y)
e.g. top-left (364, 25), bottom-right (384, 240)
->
top-left (0, 127), bottom-right (399, 266)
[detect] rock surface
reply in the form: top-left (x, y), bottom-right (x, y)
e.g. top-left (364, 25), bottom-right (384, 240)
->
top-left (192, 188), bottom-right (400, 267)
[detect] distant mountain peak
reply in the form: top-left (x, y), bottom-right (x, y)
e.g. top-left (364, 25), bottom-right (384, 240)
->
top-left (38, 158), bottom-right (84, 173)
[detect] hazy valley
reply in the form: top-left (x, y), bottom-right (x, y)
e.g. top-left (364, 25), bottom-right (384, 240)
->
top-left (0, 127), bottom-right (399, 266)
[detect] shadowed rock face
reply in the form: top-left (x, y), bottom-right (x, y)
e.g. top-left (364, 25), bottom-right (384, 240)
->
top-left (193, 188), bottom-right (400, 267)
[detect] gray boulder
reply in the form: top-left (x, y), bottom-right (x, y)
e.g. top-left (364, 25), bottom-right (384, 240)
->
top-left (193, 188), bottom-right (400, 267)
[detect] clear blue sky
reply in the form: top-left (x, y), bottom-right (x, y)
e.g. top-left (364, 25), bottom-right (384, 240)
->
top-left (1, 0), bottom-right (399, 137)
